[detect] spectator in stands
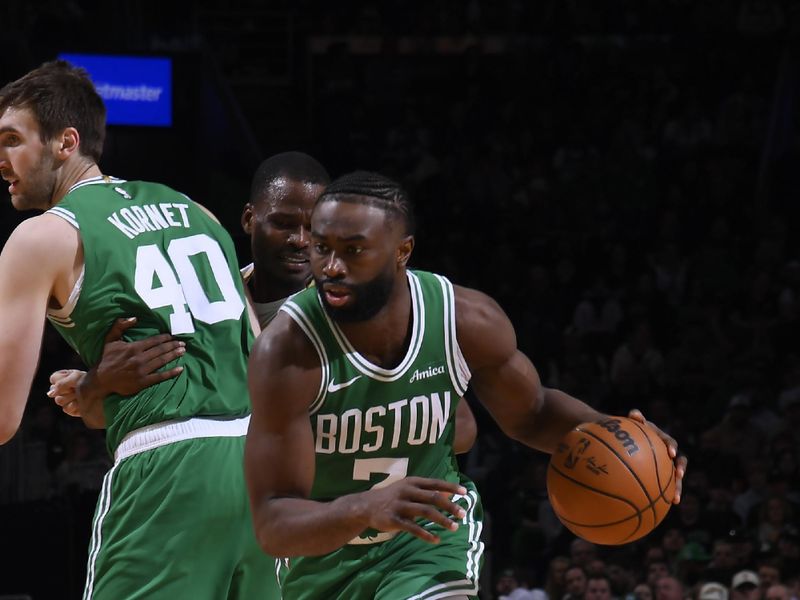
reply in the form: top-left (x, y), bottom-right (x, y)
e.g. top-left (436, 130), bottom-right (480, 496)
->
top-left (654, 576), bottom-right (684, 600)
top-left (731, 570), bottom-right (761, 600)
top-left (565, 565), bottom-right (589, 600)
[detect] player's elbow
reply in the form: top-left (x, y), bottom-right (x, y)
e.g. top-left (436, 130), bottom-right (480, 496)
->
top-left (252, 503), bottom-right (287, 556)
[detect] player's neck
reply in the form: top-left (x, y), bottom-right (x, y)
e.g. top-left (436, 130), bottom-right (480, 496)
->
top-left (49, 159), bottom-right (102, 207)
top-left (336, 277), bottom-right (412, 369)
top-left (248, 268), bottom-right (305, 304)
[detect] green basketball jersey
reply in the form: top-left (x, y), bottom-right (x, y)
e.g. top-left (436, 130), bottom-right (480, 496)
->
top-left (281, 270), bottom-right (471, 543)
top-left (45, 176), bottom-right (253, 453)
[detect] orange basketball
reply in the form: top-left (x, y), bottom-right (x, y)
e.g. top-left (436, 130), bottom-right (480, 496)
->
top-left (547, 416), bottom-right (676, 545)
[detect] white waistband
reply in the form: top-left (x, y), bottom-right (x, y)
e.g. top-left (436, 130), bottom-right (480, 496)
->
top-left (114, 415), bottom-right (250, 463)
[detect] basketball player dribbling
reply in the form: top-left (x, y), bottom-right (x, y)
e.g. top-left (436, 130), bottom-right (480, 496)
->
top-left (245, 171), bottom-right (688, 599)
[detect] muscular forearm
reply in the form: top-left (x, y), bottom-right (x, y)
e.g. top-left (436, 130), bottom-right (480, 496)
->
top-left (525, 388), bottom-right (603, 453)
top-left (253, 494), bottom-right (373, 557)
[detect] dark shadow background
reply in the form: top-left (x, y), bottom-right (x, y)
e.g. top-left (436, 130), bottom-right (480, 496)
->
top-left (1, 2), bottom-right (799, 599)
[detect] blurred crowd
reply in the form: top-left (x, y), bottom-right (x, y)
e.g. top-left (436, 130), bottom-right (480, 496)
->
top-left (1, 1), bottom-right (799, 599)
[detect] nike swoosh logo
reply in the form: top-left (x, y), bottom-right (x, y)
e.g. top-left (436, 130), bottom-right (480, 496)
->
top-left (327, 375), bottom-right (362, 393)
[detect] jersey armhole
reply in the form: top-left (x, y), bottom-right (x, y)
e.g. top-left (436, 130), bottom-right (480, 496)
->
top-left (279, 301), bottom-right (329, 414)
top-left (435, 274), bottom-right (471, 396)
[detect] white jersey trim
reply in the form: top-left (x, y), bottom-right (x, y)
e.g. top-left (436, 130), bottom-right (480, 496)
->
top-left (67, 175), bottom-right (126, 194)
top-left (46, 265), bottom-right (84, 328)
top-left (436, 274), bottom-right (471, 395)
top-left (280, 300), bottom-right (330, 415)
top-left (319, 271), bottom-right (426, 382)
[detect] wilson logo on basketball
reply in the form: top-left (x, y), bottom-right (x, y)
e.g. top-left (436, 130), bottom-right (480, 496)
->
top-left (596, 418), bottom-right (640, 456)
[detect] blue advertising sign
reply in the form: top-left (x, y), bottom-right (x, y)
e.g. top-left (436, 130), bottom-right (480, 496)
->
top-left (59, 53), bottom-right (172, 127)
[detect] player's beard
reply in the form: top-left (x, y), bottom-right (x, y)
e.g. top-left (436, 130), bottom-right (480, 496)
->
top-left (12, 150), bottom-right (58, 211)
top-left (315, 268), bottom-right (395, 323)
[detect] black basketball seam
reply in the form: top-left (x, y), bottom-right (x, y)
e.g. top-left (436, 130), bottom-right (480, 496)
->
top-left (549, 463), bottom-right (643, 542)
top-left (628, 419), bottom-right (675, 505)
top-left (549, 461), bottom-right (675, 543)
top-left (555, 484), bottom-right (675, 526)
top-left (578, 427), bottom-right (659, 527)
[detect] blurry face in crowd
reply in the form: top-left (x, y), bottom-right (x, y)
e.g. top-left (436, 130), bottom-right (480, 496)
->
top-left (654, 576), bottom-right (683, 600)
top-left (662, 528), bottom-right (685, 552)
top-left (765, 585), bottom-right (789, 600)
top-left (571, 539), bottom-right (597, 566)
top-left (732, 584), bottom-right (761, 600)
top-left (647, 562), bottom-right (669, 587)
top-left (565, 567), bottom-right (587, 596)
top-left (549, 557), bottom-right (570, 585)
top-left (758, 566), bottom-right (780, 590)
top-left (585, 578), bottom-right (612, 600)
top-left (634, 583), bottom-right (654, 600)
top-left (712, 542), bottom-right (736, 568)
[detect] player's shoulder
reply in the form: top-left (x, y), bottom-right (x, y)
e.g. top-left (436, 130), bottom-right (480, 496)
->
top-left (451, 281), bottom-right (517, 366)
top-left (1, 213), bottom-right (78, 272)
top-left (452, 283), bottom-right (507, 324)
top-left (251, 310), bottom-right (318, 370)
top-left (8, 212), bottom-right (77, 246)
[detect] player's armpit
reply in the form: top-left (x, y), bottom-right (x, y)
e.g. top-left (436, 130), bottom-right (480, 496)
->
top-left (453, 399), bottom-right (477, 455)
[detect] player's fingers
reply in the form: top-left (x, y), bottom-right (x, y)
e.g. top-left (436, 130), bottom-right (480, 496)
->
top-left (133, 334), bottom-right (179, 354)
top-left (104, 317), bottom-right (137, 343)
top-left (49, 369), bottom-right (69, 385)
top-left (49, 369), bottom-right (84, 385)
top-left (141, 366), bottom-right (184, 386)
top-left (406, 476), bottom-right (467, 497)
top-left (140, 341), bottom-right (186, 368)
top-left (409, 501), bottom-right (462, 531)
top-left (673, 454), bottom-right (688, 504)
top-left (63, 400), bottom-right (81, 417)
top-left (390, 516), bottom-right (441, 544)
top-left (631, 409), bottom-right (678, 459)
top-left (407, 488), bottom-right (467, 521)
top-left (53, 393), bottom-right (76, 407)
top-left (627, 408), bottom-right (645, 423)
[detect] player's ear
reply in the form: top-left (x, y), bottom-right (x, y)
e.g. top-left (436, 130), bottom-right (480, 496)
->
top-left (397, 235), bottom-right (414, 267)
top-left (55, 127), bottom-right (80, 159)
top-left (241, 203), bottom-right (254, 235)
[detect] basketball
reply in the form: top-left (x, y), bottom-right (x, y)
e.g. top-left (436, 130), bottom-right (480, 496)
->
top-left (547, 416), bottom-right (676, 545)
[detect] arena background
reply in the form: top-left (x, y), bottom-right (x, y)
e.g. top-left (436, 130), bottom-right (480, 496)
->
top-left (1, 2), bottom-right (799, 599)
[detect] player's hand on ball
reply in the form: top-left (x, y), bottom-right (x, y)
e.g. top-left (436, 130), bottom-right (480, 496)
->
top-left (628, 408), bottom-right (687, 503)
top-left (48, 369), bottom-right (86, 417)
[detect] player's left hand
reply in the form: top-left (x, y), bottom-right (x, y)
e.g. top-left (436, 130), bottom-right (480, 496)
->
top-left (628, 408), bottom-right (687, 504)
top-left (48, 369), bottom-right (86, 417)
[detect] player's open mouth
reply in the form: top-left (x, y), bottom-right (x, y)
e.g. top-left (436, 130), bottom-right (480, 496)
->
top-left (7, 180), bottom-right (19, 195)
top-left (281, 254), bottom-right (309, 271)
top-left (322, 285), bottom-right (352, 307)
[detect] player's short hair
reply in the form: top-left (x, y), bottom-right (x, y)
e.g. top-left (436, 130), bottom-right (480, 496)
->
top-left (317, 170), bottom-right (416, 235)
top-left (249, 151), bottom-right (330, 204)
top-left (0, 59), bottom-right (106, 162)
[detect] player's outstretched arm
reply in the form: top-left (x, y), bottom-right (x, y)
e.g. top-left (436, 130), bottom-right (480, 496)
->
top-left (48, 317), bottom-right (186, 429)
top-left (245, 313), bottom-right (466, 557)
top-left (454, 285), bottom-right (686, 495)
